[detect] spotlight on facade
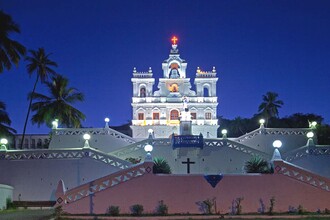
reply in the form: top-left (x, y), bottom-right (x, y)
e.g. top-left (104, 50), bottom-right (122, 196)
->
top-left (144, 144), bottom-right (153, 161)
top-left (221, 129), bottom-right (227, 138)
top-left (104, 117), bottom-right (110, 128)
top-left (272, 140), bottom-right (282, 161)
top-left (306, 132), bottom-right (315, 147)
top-left (83, 134), bottom-right (91, 148)
top-left (272, 140), bottom-right (282, 148)
top-left (0, 138), bottom-right (8, 151)
top-left (52, 119), bottom-right (59, 129)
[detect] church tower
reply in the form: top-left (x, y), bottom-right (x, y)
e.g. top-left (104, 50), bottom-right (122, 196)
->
top-left (131, 37), bottom-right (219, 139)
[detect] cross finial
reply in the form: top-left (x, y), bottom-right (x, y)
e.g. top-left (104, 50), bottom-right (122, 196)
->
top-left (171, 36), bottom-right (178, 45)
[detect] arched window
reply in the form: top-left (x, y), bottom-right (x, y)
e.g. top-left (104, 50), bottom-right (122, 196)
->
top-left (203, 86), bottom-right (210, 97)
top-left (37, 139), bottom-right (42, 147)
top-left (24, 139), bottom-right (29, 148)
top-left (31, 139), bottom-right (36, 148)
top-left (139, 87), bottom-right (146, 97)
top-left (138, 113), bottom-right (144, 120)
top-left (170, 110), bottom-right (179, 120)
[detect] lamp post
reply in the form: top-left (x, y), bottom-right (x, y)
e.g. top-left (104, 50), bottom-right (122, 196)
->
top-left (221, 129), bottom-right (227, 139)
top-left (83, 134), bottom-right (91, 148)
top-left (306, 131), bottom-right (315, 147)
top-left (104, 117), bottom-right (110, 128)
top-left (272, 140), bottom-right (282, 161)
top-left (309, 121), bottom-right (317, 129)
top-left (259, 119), bottom-right (265, 129)
top-left (144, 144), bottom-right (153, 161)
top-left (0, 138), bottom-right (8, 151)
top-left (52, 119), bottom-right (59, 129)
top-left (148, 129), bottom-right (154, 139)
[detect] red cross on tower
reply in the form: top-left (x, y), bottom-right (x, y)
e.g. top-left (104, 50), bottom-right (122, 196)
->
top-left (171, 36), bottom-right (178, 45)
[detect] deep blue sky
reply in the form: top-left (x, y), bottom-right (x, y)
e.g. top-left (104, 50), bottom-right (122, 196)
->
top-left (1, 0), bottom-right (330, 134)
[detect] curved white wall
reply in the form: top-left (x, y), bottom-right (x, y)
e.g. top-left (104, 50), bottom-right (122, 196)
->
top-left (0, 184), bottom-right (13, 210)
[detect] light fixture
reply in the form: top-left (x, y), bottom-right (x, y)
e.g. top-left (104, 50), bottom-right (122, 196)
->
top-left (104, 117), bottom-right (110, 128)
top-left (83, 134), bottom-right (91, 148)
top-left (148, 129), bottom-right (153, 134)
top-left (272, 140), bottom-right (282, 148)
top-left (307, 132), bottom-right (314, 138)
top-left (272, 140), bottom-right (282, 161)
top-left (52, 119), bottom-right (58, 129)
top-left (0, 138), bottom-right (8, 151)
top-left (221, 129), bottom-right (227, 139)
top-left (83, 134), bottom-right (91, 140)
top-left (144, 144), bottom-right (153, 153)
top-left (144, 144), bottom-right (153, 161)
top-left (0, 138), bottom-right (8, 145)
top-left (259, 119), bottom-right (265, 124)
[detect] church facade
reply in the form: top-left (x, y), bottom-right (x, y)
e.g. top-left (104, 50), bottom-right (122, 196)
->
top-left (131, 37), bottom-right (219, 139)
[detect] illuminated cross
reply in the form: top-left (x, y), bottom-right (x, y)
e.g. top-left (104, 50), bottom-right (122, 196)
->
top-left (171, 36), bottom-right (178, 45)
top-left (182, 158), bottom-right (195, 174)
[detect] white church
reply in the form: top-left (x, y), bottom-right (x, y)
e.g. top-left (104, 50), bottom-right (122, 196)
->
top-left (0, 37), bottom-right (329, 209)
top-left (131, 36), bottom-right (218, 139)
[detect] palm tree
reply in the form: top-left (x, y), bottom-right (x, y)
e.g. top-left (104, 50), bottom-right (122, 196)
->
top-left (153, 158), bottom-right (171, 174)
top-left (21, 48), bottom-right (58, 148)
top-left (0, 101), bottom-right (16, 137)
top-left (258, 92), bottom-right (284, 126)
top-left (0, 10), bottom-right (26, 73)
top-left (30, 74), bottom-right (85, 128)
top-left (244, 155), bottom-right (272, 173)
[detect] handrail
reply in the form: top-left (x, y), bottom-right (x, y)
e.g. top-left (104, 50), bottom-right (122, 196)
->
top-left (52, 127), bottom-right (136, 144)
top-left (56, 162), bottom-right (153, 205)
top-left (284, 145), bottom-right (330, 162)
top-left (205, 139), bottom-right (270, 158)
top-left (235, 128), bottom-right (311, 143)
top-left (0, 148), bottom-right (131, 169)
top-left (274, 160), bottom-right (330, 192)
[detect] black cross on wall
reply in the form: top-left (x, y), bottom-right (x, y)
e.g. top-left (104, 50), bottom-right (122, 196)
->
top-left (182, 158), bottom-right (195, 174)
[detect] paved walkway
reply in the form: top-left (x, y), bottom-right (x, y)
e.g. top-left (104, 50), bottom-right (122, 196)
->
top-left (64, 214), bottom-right (330, 219)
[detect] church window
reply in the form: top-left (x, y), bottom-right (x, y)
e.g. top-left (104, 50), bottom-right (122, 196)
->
top-left (205, 112), bottom-right (212, 119)
top-left (203, 87), bottom-right (210, 97)
top-left (138, 113), bottom-right (144, 120)
top-left (191, 112), bottom-right (197, 119)
top-left (170, 110), bottom-right (179, 120)
top-left (139, 87), bottom-right (146, 97)
top-left (31, 139), bottom-right (36, 148)
top-left (37, 139), bottom-right (42, 147)
top-left (153, 112), bottom-right (160, 120)
top-left (24, 139), bottom-right (29, 148)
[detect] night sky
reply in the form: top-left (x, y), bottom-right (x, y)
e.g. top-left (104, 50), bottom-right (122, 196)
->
top-left (1, 0), bottom-right (330, 134)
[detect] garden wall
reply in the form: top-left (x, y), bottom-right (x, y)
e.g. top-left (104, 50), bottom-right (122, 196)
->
top-left (58, 160), bottom-right (330, 215)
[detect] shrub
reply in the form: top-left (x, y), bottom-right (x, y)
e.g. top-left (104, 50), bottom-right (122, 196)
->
top-left (6, 198), bottom-right (15, 210)
top-left (107, 205), bottom-right (120, 216)
top-left (244, 156), bottom-right (273, 173)
top-left (54, 205), bottom-right (64, 218)
top-left (153, 158), bottom-right (171, 174)
top-left (325, 208), bottom-right (330, 214)
top-left (268, 196), bottom-right (275, 215)
top-left (297, 205), bottom-right (306, 214)
top-left (231, 197), bottom-right (244, 215)
top-left (131, 204), bottom-right (144, 216)
top-left (156, 200), bottom-right (168, 215)
top-left (203, 197), bottom-right (216, 214)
